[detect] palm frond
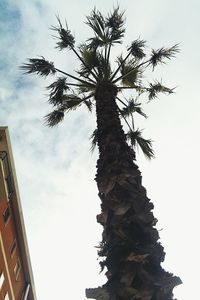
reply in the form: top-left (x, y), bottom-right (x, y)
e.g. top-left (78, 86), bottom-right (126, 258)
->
top-left (105, 6), bottom-right (125, 44)
top-left (120, 98), bottom-right (147, 118)
top-left (63, 92), bottom-right (94, 110)
top-left (44, 109), bottom-right (64, 127)
top-left (117, 56), bottom-right (142, 87)
top-left (86, 36), bottom-right (106, 50)
top-left (95, 51), bottom-right (111, 79)
top-left (150, 44), bottom-right (179, 69)
top-left (20, 57), bottom-right (56, 77)
top-left (45, 92), bottom-right (93, 127)
top-left (90, 129), bottom-right (98, 152)
top-left (81, 45), bottom-right (99, 66)
top-left (84, 100), bottom-right (93, 112)
top-left (147, 81), bottom-right (174, 101)
top-left (106, 7), bottom-right (125, 31)
top-left (78, 44), bottom-right (99, 76)
top-left (126, 129), bottom-right (154, 159)
top-left (62, 94), bottom-right (83, 110)
top-left (51, 17), bottom-right (75, 50)
top-left (86, 7), bottom-right (125, 46)
top-left (77, 83), bottom-right (94, 94)
top-left (86, 9), bottom-right (106, 42)
top-left (47, 77), bottom-right (69, 106)
top-left (127, 39), bottom-right (146, 59)
top-left (54, 67), bottom-right (95, 86)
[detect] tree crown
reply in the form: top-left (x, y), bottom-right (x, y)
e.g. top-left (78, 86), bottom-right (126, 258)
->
top-left (21, 7), bottom-right (179, 159)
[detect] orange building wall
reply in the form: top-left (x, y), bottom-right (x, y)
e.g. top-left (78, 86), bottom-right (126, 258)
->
top-left (0, 240), bottom-right (11, 300)
top-left (0, 128), bottom-right (36, 300)
top-left (0, 199), bottom-right (26, 300)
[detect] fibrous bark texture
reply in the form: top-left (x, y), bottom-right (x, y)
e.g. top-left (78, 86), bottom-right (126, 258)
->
top-left (86, 82), bottom-right (181, 300)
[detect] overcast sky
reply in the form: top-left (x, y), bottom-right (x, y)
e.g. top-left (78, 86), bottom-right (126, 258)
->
top-left (0, 0), bottom-right (200, 299)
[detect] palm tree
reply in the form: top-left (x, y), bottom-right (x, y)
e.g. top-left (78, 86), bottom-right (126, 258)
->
top-left (21, 7), bottom-right (181, 300)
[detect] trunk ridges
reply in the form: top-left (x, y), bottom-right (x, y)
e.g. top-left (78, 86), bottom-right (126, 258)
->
top-left (86, 82), bottom-right (181, 300)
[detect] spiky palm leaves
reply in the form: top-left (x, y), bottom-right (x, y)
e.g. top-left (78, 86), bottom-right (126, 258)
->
top-left (150, 45), bottom-right (179, 69)
top-left (22, 57), bottom-right (56, 76)
top-left (21, 7), bottom-right (178, 159)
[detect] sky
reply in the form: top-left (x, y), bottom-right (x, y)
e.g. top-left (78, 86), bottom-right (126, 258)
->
top-left (0, 0), bottom-right (200, 299)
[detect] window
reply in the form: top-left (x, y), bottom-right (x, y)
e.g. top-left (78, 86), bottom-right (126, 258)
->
top-left (14, 259), bottom-right (21, 279)
top-left (0, 152), bottom-right (14, 199)
top-left (10, 240), bottom-right (17, 258)
top-left (0, 271), bottom-right (4, 290)
top-left (4, 292), bottom-right (9, 300)
top-left (3, 206), bottom-right (11, 224)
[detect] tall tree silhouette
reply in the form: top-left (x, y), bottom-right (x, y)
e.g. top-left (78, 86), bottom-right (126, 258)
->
top-left (21, 7), bottom-right (181, 300)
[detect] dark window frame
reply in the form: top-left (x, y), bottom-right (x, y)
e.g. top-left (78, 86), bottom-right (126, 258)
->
top-left (3, 206), bottom-right (11, 224)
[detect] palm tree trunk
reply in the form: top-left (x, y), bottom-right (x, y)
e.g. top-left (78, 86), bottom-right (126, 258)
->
top-left (86, 82), bottom-right (181, 300)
